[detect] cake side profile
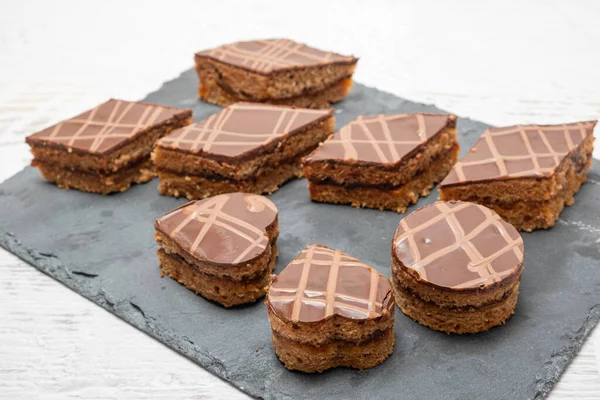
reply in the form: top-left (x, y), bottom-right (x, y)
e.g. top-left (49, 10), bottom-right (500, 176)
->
top-left (153, 102), bottom-right (334, 199)
top-left (439, 121), bottom-right (596, 231)
top-left (392, 201), bottom-right (524, 334)
top-left (266, 244), bottom-right (395, 372)
top-left (303, 113), bottom-right (458, 212)
top-left (195, 39), bottom-right (358, 108)
top-left (26, 99), bottom-right (192, 194)
top-left (154, 193), bottom-right (278, 307)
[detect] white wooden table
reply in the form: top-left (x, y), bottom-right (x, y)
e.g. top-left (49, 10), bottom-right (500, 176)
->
top-left (1, 1), bottom-right (599, 398)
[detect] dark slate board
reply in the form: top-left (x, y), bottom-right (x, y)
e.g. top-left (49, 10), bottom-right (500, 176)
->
top-left (1, 69), bottom-right (600, 400)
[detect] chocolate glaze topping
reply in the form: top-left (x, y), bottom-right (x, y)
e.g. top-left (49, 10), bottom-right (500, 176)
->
top-left (154, 193), bottom-right (277, 266)
top-left (157, 102), bottom-right (331, 161)
top-left (441, 121), bottom-right (597, 186)
top-left (25, 99), bottom-right (191, 155)
top-left (195, 39), bottom-right (357, 75)
top-left (268, 244), bottom-right (394, 323)
top-left (305, 113), bottom-right (455, 165)
top-left (393, 201), bottom-right (524, 290)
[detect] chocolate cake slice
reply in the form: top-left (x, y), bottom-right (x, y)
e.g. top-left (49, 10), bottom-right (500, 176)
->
top-left (195, 39), bottom-right (358, 108)
top-left (153, 102), bottom-right (334, 199)
top-left (439, 121), bottom-right (596, 231)
top-left (25, 99), bottom-right (192, 194)
top-left (266, 244), bottom-right (395, 372)
top-left (155, 192), bottom-right (278, 307)
top-left (303, 113), bottom-right (458, 212)
top-left (392, 201), bottom-right (525, 334)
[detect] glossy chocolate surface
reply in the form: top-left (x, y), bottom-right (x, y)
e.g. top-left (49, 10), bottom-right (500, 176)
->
top-left (268, 244), bottom-right (394, 323)
top-left (393, 201), bottom-right (524, 290)
top-left (441, 121), bottom-right (597, 186)
top-left (154, 193), bottom-right (277, 265)
top-left (195, 39), bottom-right (357, 75)
top-left (25, 99), bottom-right (191, 154)
top-left (157, 102), bottom-right (331, 160)
top-left (305, 113), bottom-right (454, 165)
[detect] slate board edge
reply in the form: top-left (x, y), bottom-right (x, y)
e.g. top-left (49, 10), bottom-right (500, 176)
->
top-left (0, 69), bottom-right (597, 399)
top-left (0, 230), bottom-right (254, 395)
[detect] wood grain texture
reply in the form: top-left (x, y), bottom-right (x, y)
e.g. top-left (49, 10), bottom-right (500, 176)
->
top-left (0, 0), bottom-right (599, 398)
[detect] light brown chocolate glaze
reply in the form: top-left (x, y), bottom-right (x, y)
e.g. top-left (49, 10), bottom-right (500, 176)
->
top-left (441, 120), bottom-right (597, 186)
top-left (304, 113), bottom-right (456, 166)
top-left (267, 244), bottom-right (394, 323)
top-left (26, 99), bottom-right (192, 155)
top-left (393, 201), bottom-right (524, 291)
top-left (157, 102), bottom-right (332, 163)
top-left (195, 39), bottom-right (357, 75)
top-left (154, 193), bottom-right (277, 266)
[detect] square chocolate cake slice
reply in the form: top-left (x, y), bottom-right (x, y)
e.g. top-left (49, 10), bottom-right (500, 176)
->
top-left (25, 99), bottom-right (192, 194)
top-left (195, 39), bottom-right (357, 108)
top-left (153, 102), bottom-right (334, 199)
top-left (303, 113), bottom-right (458, 212)
top-left (439, 121), bottom-right (596, 231)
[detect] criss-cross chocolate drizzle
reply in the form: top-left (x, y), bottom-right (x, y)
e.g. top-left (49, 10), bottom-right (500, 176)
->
top-left (268, 244), bottom-right (393, 323)
top-left (441, 121), bottom-right (596, 185)
top-left (196, 39), bottom-right (356, 74)
top-left (26, 99), bottom-right (190, 154)
top-left (155, 193), bottom-right (277, 265)
top-left (158, 102), bottom-right (331, 159)
top-left (393, 201), bottom-right (524, 290)
top-left (305, 113), bottom-right (455, 164)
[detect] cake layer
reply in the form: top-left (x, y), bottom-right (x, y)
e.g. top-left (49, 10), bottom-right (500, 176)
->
top-left (31, 157), bottom-right (154, 194)
top-left (271, 328), bottom-right (394, 373)
top-left (158, 249), bottom-right (275, 307)
top-left (266, 305), bottom-right (393, 347)
top-left (198, 77), bottom-right (353, 109)
top-left (393, 281), bottom-right (520, 334)
top-left (154, 115), bottom-right (334, 180)
top-left (195, 39), bottom-right (357, 100)
top-left (304, 119), bottom-right (457, 187)
top-left (392, 255), bottom-right (520, 308)
top-left (156, 156), bottom-right (303, 200)
top-left (462, 168), bottom-right (588, 232)
top-left (307, 145), bottom-right (458, 212)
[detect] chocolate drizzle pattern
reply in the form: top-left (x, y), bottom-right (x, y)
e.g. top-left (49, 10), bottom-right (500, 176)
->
top-left (26, 99), bottom-right (189, 154)
top-left (155, 193), bottom-right (277, 265)
top-left (158, 102), bottom-right (331, 158)
top-left (268, 244), bottom-right (393, 323)
top-left (441, 121), bottom-right (597, 185)
top-left (196, 39), bottom-right (356, 74)
top-left (305, 113), bottom-right (454, 164)
top-left (393, 201), bottom-right (524, 290)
